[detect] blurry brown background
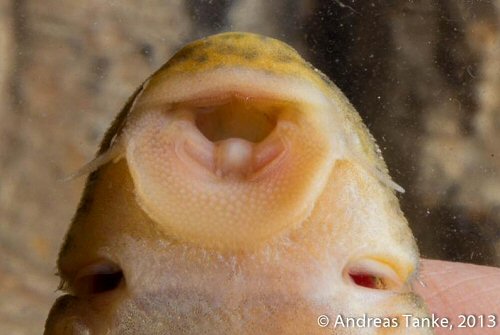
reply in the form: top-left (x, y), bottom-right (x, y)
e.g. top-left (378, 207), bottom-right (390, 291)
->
top-left (0, 1), bottom-right (498, 333)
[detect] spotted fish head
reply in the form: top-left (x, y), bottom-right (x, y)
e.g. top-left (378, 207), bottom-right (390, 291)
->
top-left (45, 32), bottom-right (432, 334)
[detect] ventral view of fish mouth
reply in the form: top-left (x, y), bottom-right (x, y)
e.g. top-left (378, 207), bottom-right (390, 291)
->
top-left (123, 73), bottom-right (336, 249)
top-left (45, 32), bottom-right (432, 335)
top-left (170, 95), bottom-right (290, 179)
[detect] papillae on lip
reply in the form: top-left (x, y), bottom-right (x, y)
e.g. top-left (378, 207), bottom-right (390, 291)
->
top-left (122, 88), bottom-right (336, 250)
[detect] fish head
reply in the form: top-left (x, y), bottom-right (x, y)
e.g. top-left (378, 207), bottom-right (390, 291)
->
top-left (45, 32), bottom-right (431, 334)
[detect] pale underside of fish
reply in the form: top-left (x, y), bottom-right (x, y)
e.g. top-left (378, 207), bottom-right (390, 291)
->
top-left (44, 32), bottom-right (432, 334)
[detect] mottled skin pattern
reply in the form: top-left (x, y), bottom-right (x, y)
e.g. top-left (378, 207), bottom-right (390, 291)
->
top-left (152, 32), bottom-right (386, 174)
top-left (45, 33), bottom-right (432, 334)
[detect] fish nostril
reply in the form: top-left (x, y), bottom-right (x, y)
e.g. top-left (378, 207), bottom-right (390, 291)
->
top-left (73, 260), bottom-right (124, 296)
top-left (194, 98), bottom-right (277, 143)
top-left (344, 258), bottom-right (404, 291)
top-left (348, 272), bottom-right (387, 290)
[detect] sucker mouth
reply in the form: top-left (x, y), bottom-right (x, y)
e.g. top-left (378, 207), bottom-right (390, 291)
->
top-left (174, 96), bottom-right (292, 179)
top-left (124, 88), bottom-right (333, 249)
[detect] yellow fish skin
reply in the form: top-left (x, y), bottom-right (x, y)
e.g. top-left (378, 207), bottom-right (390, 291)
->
top-left (45, 32), bottom-right (432, 334)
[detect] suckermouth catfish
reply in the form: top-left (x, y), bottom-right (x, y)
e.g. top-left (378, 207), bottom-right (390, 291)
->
top-left (45, 32), bottom-right (432, 334)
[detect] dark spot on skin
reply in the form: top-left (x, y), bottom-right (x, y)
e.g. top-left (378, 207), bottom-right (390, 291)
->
top-left (274, 53), bottom-right (293, 63)
top-left (217, 42), bottom-right (238, 55)
top-left (201, 39), bottom-right (213, 48)
top-left (194, 53), bottom-right (208, 63)
top-left (243, 50), bottom-right (258, 60)
top-left (167, 46), bottom-right (197, 67)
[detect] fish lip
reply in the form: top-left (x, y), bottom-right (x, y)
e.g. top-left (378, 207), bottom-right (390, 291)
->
top-left (134, 67), bottom-right (331, 112)
top-left (174, 90), bottom-right (285, 108)
top-left (123, 77), bottom-right (334, 249)
top-left (126, 68), bottom-right (332, 181)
